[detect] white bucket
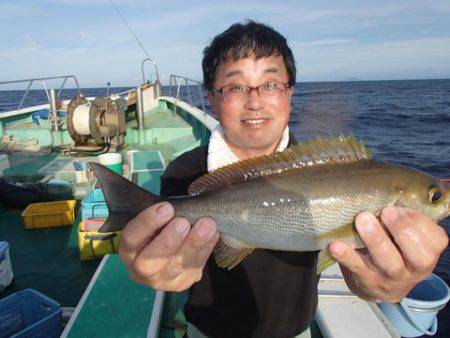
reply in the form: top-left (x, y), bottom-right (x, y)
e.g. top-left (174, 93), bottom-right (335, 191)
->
top-left (98, 153), bottom-right (123, 174)
top-left (75, 170), bottom-right (89, 184)
top-left (378, 273), bottom-right (450, 337)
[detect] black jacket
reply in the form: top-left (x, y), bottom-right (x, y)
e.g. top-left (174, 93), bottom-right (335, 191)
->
top-left (160, 138), bottom-right (319, 338)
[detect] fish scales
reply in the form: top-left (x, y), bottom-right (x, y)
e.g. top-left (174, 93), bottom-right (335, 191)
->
top-left (172, 161), bottom-right (405, 251)
top-left (89, 136), bottom-right (449, 271)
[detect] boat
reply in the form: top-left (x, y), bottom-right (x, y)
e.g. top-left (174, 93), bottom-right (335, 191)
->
top-left (0, 61), bottom-right (405, 337)
top-left (0, 66), bottom-right (214, 336)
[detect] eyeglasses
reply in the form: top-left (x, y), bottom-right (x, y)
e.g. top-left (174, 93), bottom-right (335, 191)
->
top-left (211, 81), bottom-right (290, 101)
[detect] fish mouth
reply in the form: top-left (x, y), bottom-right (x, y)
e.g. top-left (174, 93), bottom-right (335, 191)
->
top-left (437, 211), bottom-right (450, 223)
top-left (437, 196), bottom-right (450, 222)
top-left (445, 191), bottom-right (450, 219)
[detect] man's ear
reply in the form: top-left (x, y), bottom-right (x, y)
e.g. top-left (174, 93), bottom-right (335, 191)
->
top-left (208, 92), bottom-right (219, 118)
top-left (288, 85), bottom-right (294, 99)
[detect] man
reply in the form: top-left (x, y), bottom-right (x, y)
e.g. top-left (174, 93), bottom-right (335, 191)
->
top-left (119, 21), bottom-right (448, 338)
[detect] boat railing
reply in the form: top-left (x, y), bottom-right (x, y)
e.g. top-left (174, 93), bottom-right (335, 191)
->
top-left (115, 88), bottom-right (136, 98)
top-left (168, 74), bottom-right (207, 114)
top-left (0, 75), bottom-right (82, 116)
top-left (141, 58), bottom-right (160, 84)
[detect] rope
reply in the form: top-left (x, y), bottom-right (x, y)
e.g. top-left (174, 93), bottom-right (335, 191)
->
top-left (109, 0), bottom-right (153, 61)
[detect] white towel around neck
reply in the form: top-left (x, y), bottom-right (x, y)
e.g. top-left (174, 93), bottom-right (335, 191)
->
top-left (207, 125), bottom-right (290, 172)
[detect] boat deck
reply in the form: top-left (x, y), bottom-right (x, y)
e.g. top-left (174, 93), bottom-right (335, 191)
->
top-left (61, 254), bottom-right (189, 338)
top-left (0, 99), bottom-right (212, 310)
top-left (1, 93), bottom-right (404, 337)
top-left (0, 203), bottom-right (98, 306)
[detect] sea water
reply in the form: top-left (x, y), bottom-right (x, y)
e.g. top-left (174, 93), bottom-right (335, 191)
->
top-left (1, 79), bottom-right (449, 336)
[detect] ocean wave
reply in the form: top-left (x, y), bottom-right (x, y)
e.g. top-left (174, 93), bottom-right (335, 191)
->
top-left (297, 89), bottom-right (332, 96)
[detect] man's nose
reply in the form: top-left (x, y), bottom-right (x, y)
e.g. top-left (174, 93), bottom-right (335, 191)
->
top-left (244, 88), bottom-right (264, 110)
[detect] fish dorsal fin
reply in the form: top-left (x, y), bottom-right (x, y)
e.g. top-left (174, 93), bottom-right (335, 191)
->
top-left (188, 135), bottom-right (370, 196)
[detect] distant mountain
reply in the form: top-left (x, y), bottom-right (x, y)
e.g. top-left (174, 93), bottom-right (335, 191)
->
top-left (344, 77), bottom-right (363, 81)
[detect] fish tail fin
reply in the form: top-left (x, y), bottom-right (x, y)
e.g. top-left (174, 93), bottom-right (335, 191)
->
top-left (89, 162), bottom-right (167, 233)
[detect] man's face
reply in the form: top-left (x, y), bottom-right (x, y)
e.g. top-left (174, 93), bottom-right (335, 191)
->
top-left (208, 55), bottom-right (293, 159)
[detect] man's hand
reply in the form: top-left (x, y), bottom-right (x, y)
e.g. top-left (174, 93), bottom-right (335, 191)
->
top-left (329, 207), bottom-right (449, 303)
top-left (119, 202), bottom-right (219, 292)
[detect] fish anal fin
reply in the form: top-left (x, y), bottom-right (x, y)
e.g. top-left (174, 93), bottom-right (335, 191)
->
top-left (317, 248), bottom-right (337, 274)
top-left (214, 235), bottom-right (255, 269)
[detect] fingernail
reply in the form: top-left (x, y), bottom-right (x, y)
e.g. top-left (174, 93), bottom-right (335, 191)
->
top-left (196, 220), bottom-right (216, 240)
top-left (330, 241), bottom-right (344, 256)
top-left (174, 219), bottom-right (189, 235)
top-left (382, 207), bottom-right (398, 222)
top-left (156, 203), bottom-right (171, 217)
top-left (356, 213), bottom-right (374, 232)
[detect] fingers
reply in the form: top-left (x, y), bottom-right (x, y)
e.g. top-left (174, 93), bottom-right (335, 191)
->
top-left (329, 240), bottom-right (375, 275)
top-left (133, 217), bottom-right (191, 278)
top-left (330, 208), bottom-right (448, 303)
top-left (381, 207), bottom-right (437, 273)
top-left (355, 211), bottom-right (406, 278)
top-left (119, 202), bottom-right (174, 262)
top-left (387, 208), bottom-right (448, 253)
top-left (129, 217), bottom-right (219, 291)
top-left (163, 218), bottom-right (219, 279)
top-left (330, 241), bottom-right (406, 302)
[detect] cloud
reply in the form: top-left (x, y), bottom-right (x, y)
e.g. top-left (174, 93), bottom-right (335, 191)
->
top-left (293, 37), bottom-right (450, 81)
top-left (77, 31), bottom-right (96, 44)
top-left (0, 37), bottom-right (205, 88)
top-left (0, 3), bottom-right (47, 18)
top-left (1, 0), bottom-right (450, 85)
top-left (39, 0), bottom-right (137, 7)
top-left (304, 39), bottom-right (358, 47)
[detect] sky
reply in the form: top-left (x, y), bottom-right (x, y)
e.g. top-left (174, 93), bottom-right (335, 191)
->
top-left (1, 0), bottom-right (450, 88)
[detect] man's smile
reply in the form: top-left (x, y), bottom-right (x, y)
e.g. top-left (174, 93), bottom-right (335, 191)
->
top-left (240, 117), bottom-right (271, 126)
top-left (210, 54), bottom-right (292, 158)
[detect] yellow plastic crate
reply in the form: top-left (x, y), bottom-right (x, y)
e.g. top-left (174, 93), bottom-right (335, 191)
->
top-left (21, 200), bottom-right (76, 229)
top-left (78, 219), bottom-right (121, 260)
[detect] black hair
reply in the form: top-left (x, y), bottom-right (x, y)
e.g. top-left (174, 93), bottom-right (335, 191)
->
top-left (202, 20), bottom-right (296, 91)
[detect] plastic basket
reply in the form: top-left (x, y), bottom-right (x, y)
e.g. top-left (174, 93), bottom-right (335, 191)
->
top-left (0, 289), bottom-right (62, 338)
top-left (21, 200), bottom-right (76, 229)
top-left (81, 189), bottom-right (109, 220)
top-left (0, 242), bottom-right (13, 293)
top-left (78, 219), bottom-right (121, 260)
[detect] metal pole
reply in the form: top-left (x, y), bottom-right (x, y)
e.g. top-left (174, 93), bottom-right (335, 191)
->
top-left (169, 75), bottom-right (175, 97)
top-left (198, 85), bottom-right (206, 113)
top-left (49, 89), bottom-right (62, 131)
top-left (186, 78), bottom-right (193, 106)
top-left (17, 81), bottom-right (33, 110)
top-left (146, 291), bottom-right (165, 338)
top-left (136, 86), bottom-right (145, 130)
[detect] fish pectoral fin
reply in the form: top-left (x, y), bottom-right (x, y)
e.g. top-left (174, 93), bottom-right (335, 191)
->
top-left (315, 222), bottom-right (357, 241)
top-left (214, 235), bottom-right (255, 270)
top-left (317, 248), bottom-right (337, 274)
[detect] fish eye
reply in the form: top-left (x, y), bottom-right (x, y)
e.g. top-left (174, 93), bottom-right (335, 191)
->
top-left (428, 187), bottom-right (442, 204)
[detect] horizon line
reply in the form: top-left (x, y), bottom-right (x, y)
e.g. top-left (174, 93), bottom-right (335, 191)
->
top-left (1, 77), bottom-right (450, 92)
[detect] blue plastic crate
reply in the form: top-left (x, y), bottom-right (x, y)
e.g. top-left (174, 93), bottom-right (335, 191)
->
top-left (0, 289), bottom-right (62, 338)
top-left (0, 242), bottom-right (13, 293)
top-left (81, 188), bottom-right (109, 219)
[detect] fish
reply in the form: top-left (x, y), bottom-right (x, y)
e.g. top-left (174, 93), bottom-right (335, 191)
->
top-left (89, 136), bottom-right (450, 274)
